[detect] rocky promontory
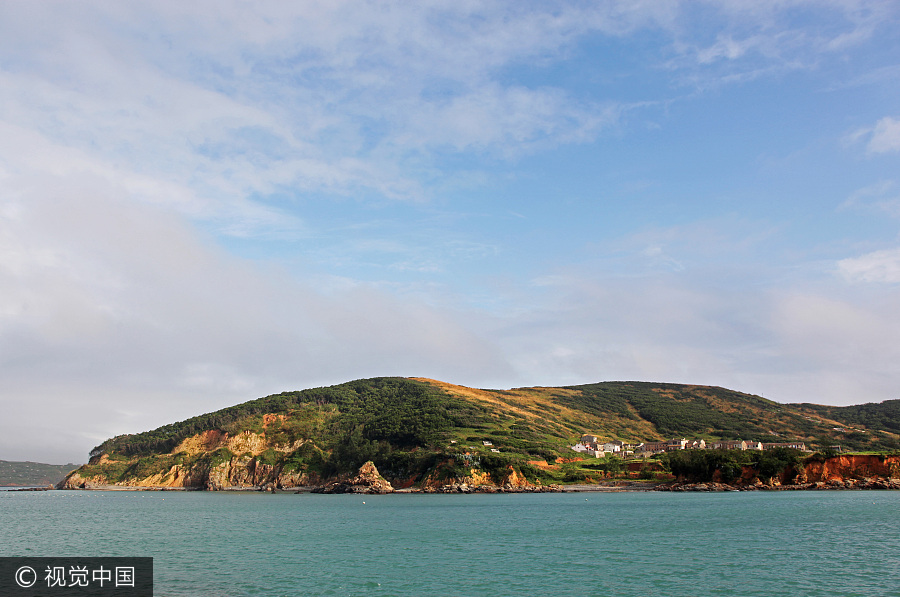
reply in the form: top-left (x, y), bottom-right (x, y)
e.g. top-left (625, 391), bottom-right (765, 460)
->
top-left (313, 462), bottom-right (394, 494)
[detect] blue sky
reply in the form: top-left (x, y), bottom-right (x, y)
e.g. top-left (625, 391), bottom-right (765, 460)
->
top-left (2, 1), bottom-right (899, 463)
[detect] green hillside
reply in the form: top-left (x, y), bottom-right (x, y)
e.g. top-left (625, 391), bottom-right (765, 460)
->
top-left (561, 381), bottom-right (891, 448)
top-left (88, 377), bottom-right (496, 483)
top-left (72, 377), bottom-right (900, 488)
top-left (794, 400), bottom-right (900, 434)
top-left (0, 460), bottom-right (80, 486)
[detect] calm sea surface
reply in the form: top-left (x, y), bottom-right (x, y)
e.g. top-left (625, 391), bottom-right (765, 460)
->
top-left (1, 490), bottom-right (898, 596)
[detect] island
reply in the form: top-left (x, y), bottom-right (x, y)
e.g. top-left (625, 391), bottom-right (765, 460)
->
top-left (57, 377), bottom-right (900, 492)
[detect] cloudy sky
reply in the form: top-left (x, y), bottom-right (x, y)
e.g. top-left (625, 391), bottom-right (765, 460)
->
top-left (2, 1), bottom-right (899, 463)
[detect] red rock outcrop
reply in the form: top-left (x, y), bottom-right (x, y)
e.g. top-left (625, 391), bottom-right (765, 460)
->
top-left (659, 454), bottom-right (900, 491)
top-left (800, 454), bottom-right (900, 483)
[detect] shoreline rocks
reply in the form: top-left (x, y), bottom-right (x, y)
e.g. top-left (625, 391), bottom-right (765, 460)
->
top-left (421, 482), bottom-right (563, 493)
top-left (656, 477), bottom-right (900, 492)
top-left (312, 461), bottom-right (395, 494)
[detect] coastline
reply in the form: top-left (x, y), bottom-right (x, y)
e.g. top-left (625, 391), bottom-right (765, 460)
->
top-left (49, 456), bottom-right (900, 494)
top-left (660, 477), bottom-right (900, 492)
top-left (44, 478), bottom-right (900, 493)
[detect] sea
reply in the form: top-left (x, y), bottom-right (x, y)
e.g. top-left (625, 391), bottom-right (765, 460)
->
top-left (1, 488), bottom-right (898, 597)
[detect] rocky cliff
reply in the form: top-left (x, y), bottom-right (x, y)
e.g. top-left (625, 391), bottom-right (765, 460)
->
top-left (418, 462), bottom-right (548, 493)
top-left (59, 429), bottom-right (325, 490)
top-left (800, 454), bottom-right (900, 483)
top-left (58, 428), bottom-right (547, 492)
top-left (661, 454), bottom-right (900, 491)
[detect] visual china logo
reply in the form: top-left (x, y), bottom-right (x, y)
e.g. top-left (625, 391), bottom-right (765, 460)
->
top-left (0, 558), bottom-right (152, 596)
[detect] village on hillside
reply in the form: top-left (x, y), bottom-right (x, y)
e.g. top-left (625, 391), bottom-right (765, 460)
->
top-left (571, 435), bottom-right (809, 459)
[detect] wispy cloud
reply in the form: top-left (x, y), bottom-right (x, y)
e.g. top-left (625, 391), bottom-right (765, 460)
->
top-left (0, 2), bottom-right (656, 217)
top-left (838, 248), bottom-right (900, 283)
top-left (840, 180), bottom-right (900, 217)
top-left (3, 0), bottom-right (886, 221)
top-left (866, 117), bottom-right (900, 154)
top-left (666, 0), bottom-right (894, 88)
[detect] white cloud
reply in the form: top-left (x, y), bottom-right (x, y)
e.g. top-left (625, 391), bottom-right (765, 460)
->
top-left (838, 248), bottom-right (900, 283)
top-left (0, 120), bottom-right (306, 239)
top-left (696, 34), bottom-right (763, 64)
top-left (764, 291), bottom-right (900, 403)
top-left (867, 117), bottom-right (900, 154)
top-left (403, 85), bottom-right (620, 155)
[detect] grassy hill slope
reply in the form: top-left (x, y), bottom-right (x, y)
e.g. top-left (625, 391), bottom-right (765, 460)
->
top-left (793, 400), bottom-right (900, 442)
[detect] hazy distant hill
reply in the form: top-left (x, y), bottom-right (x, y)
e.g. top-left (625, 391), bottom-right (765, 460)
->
top-left (62, 377), bottom-right (900, 490)
top-left (0, 460), bottom-right (80, 486)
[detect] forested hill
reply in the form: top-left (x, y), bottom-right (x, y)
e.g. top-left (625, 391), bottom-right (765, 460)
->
top-left (0, 460), bottom-right (80, 486)
top-left (791, 400), bottom-right (900, 442)
top-left (86, 377), bottom-right (898, 470)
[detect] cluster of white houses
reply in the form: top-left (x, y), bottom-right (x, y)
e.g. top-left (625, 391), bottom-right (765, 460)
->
top-left (572, 435), bottom-right (808, 458)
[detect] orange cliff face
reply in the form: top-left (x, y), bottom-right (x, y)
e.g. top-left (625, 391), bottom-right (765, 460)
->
top-left (61, 429), bottom-right (317, 490)
top-left (666, 454), bottom-right (900, 489)
top-left (801, 454), bottom-right (900, 483)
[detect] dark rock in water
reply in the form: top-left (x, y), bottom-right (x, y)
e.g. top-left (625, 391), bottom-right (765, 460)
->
top-left (313, 462), bottom-right (394, 494)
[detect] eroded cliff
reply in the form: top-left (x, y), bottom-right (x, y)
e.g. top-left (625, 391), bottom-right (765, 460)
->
top-left (60, 428), bottom-right (324, 490)
top-left (662, 453), bottom-right (900, 491)
top-left (800, 454), bottom-right (900, 483)
top-left (58, 428), bottom-right (546, 492)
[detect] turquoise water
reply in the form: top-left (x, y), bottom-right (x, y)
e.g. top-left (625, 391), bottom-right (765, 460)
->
top-left (2, 490), bottom-right (899, 596)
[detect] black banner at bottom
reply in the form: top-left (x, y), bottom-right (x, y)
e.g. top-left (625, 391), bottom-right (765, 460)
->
top-left (0, 558), bottom-right (152, 597)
